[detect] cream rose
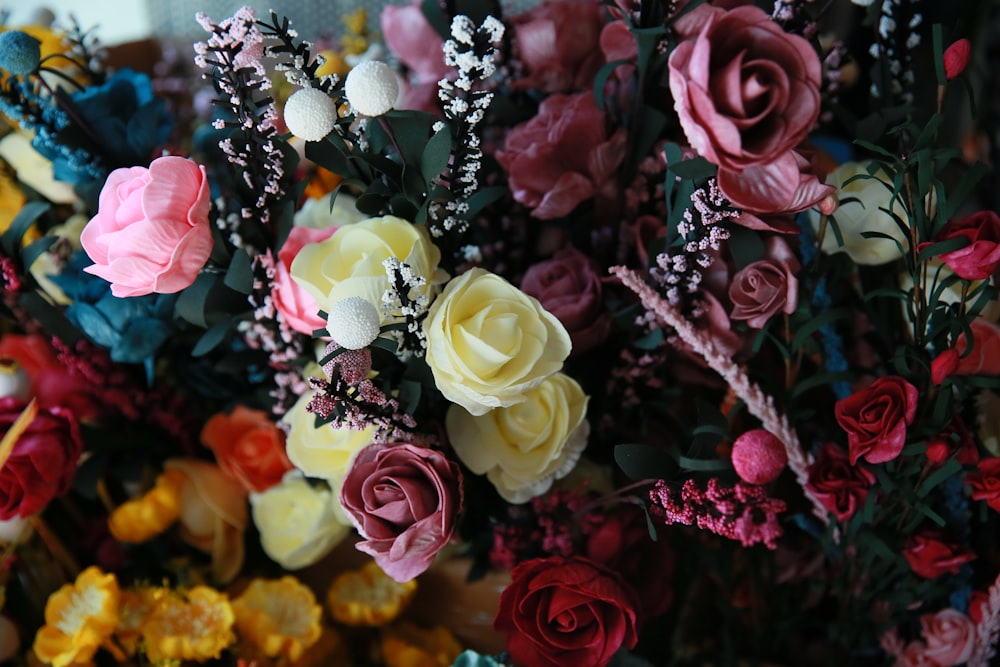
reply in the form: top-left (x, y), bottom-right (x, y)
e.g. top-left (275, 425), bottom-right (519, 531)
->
top-left (446, 372), bottom-right (588, 503)
top-left (898, 260), bottom-right (1000, 323)
top-left (282, 390), bottom-right (376, 483)
top-left (292, 192), bottom-right (366, 230)
top-left (425, 268), bottom-right (572, 416)
top-left (249, 472), bottom-right (349, 569)
top-left (289, 214), bottom-right (448, 317)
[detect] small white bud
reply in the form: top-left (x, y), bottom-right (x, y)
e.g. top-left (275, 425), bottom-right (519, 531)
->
top-left (344, 61), bottom-right (399, 117)
top-left (283, 87), bottom-right (338, 142)
top-left (326, 297), bottom-right (381, 350)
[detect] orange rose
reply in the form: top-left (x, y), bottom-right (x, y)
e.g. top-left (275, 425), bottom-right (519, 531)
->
top-left (201, 406), bottom-right (293, 493)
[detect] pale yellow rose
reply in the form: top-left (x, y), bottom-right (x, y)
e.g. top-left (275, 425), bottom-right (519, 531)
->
top-left (898, 260), bottom-right (1000, 323)
top-left (292, 192), bottom-right (367, 230)
top-left (250, 472), bottom-right (349, 570)
top-left (978, 390), bottom-right (1000, 457)
top-left (283, 389), bottom-right (376, 483)
top-left (290, 214), bottom-right (448, 316)
top-left (425, 268), bottom-right (572, 416)
top-left (808, 161), bottom-right (912, 266)
top-left (446, 372), bottom-right (587, 503)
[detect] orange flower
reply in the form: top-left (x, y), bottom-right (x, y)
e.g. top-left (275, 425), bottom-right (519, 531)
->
top-left (32, 567), bottom-right (120, 667)
top-left (381, 621), bottom-right (463, 667)
top-left (302, 165), bottom-right (344, 201)
top-left (114, 586), bottom-right (161, 656)
top-left (327, 560), bottom-right (418, 627)
top-left (107, 469), bottom-right (184, 543)
top-left (141, 586), bottom-right (236, 663)
top-left (232, 576), bottom-right (323, 662)
top-left (201, 405), bottom-right (293, 493)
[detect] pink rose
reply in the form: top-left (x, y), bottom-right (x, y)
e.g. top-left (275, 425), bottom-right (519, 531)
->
top-left (728, 237), bottom-right (799, 328)
top-left (835, 376), bottom-right (918, 465)
top-left (340, 442), bottom-right (463, 582)
top-left (894, 641), bottom-right (937, 667)
top-left (511, 0), bottom-right (606, 93)
top-left (668, 5), bottom-right (829, 214)
top-left (381, 2), bottom-right (450, 112)
top-left (926, 210), bottom-right (1000, 280)
top-left (273, 226), bottom-right (337, 335)
top-left (496, 92), bottom-right (627, 220)
top-left (521, 247), bottom-right (612, 354)
top-left (81, 156), bottom-right (212, 298)
top-left (920, 608), bottom-right (975, 666)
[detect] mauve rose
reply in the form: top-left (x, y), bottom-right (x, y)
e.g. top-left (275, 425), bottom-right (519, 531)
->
top-left (967, 456), bottom-right (1000, 512)
top-left (512, 0), bottom-right (605, 93)
top-left (495, 556), bottom-right (638, 667)
top-left (805, 443), bottom-right (875, 522)
top-left (903, 528), bottom-right (975, 579)
top-left (340, 442), bottom-right (463, 582)
top-left (496, 92), bottom-right (626, 220)
top-left (835, 376), bottom-right (918, 465)
top-left (668, 5), bottom-right (830, 215)
top-left (273, 226), bottom-right (337, 335)
top-left (729, 237), bottom-right (799, 328)
top-left (925, 210), bottom-right (1000, 280)
top-left (0, 397), bottom-right (82, 519)
top-left (521, 247), bottom-right (612, 354)
top-left (920, 608), bottom-right (975, 666)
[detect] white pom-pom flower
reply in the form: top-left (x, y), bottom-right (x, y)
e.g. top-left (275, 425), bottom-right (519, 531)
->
top-left (344, 61), bottom-right (399, 117)
top-left (327, 296), bottom-right (381, 350)
top-left (284, 88), bottom-right (338, 142)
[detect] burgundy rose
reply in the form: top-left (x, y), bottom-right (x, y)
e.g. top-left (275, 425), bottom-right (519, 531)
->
top-left (521, 247), bottom-right (612, 354)
top-left (903, 528), bottom-right (975, 579)
top-left (967, 456), bottom-right (1000, 512)
top-left (729, 237), bottom-right (800, 328)
top-left (668, 5), bottom-right (831, 214)
top-left (927, 210), bottom-right (1000, 280)
top-left (496, 92), bottom-right (627, 220)
top-left (495, 555), bottom-right (638, 667)
top-left (835, 376), bottom-right (918, 465)
top-left (805, 443), bottom-right (875, 522)
top-left (511, 0), bottom-right (606, 93)
top-left (584, 505), bottom-right (675, 621)
top-left (340, 442), bottom-right (462, 582)
top-left (925, 417), bottom-right (978, 467)
top-left (0, 397), bottom-right (83, 519)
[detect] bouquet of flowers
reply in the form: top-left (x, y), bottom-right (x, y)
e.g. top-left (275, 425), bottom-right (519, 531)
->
top-left (0, 0), bottom-right (999, 665)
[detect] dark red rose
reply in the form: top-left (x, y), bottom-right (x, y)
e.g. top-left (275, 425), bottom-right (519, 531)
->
top-left (835, 376), bottom-right (919, 465)
top-left (925, 417), bottom-right (978, 466)
top-left (805, 443), bottom-right (875, 522)
top-left (511, 0), bottom-right (606, 93)
top-left (495, 555), bottom-right (639, 667)
top-left (728, 237), bottom-right (800, 328)
top-left (521, 247), bottom-right (612, 354)
top-left (0, 397), bottom-right (83, 519)
top-left (340, 442), bottom-right (463, 582)
top-left (967, 456), bottom-right (1000, 512)
top-left (903, 528), bottom-right (975, 579)
top-left (927, 211), bottom-right (1000, 280)
top-left (584, 505), bottom-right (675, 621)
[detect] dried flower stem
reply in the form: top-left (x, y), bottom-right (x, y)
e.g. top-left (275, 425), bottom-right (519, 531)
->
top-left (611, 265), bottom-right (828, 524)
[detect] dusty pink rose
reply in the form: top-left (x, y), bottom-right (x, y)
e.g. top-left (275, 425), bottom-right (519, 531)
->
top-left (928, 210), bottom-right (1000, 280)
top-left (381, 2), bottom-right (449, 111)
top-left (920, 608), bottom-right (975, 666)
top-left (340, 442), bottom-right (463, 582)
top-left (729, 237), bottom-right (799, 328)
top-left (273, 226), bottom-right (337, 335)
top-left (496, 92), bottom-right (627, 219)
top-left (511, 0), bottom-right (605, 93)
top-left (895, 641), bottom-right (937, 667)
top-left (668, 5), bottom-right (830, 214)
top-left (81, 156), bottom-right (212, 298)
top-left (520, 247), bottom-right (612, 354)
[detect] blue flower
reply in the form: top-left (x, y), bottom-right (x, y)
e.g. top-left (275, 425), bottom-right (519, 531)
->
top-left (0, 30), bottom-right (41, 75)
top-left (450, 651), bottom-right (508, 667)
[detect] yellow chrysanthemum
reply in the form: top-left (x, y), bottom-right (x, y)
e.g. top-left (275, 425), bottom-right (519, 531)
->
top-left (141, 586), bottom-right (235, 663)
top-left (32, 567), bottom-right (120, 667)
top-left (114, 586), bottom-right (161, 656)
top-left (232, 576), bottom-right (323, 662)
top-left (327, 561), bottom-right (418, 627)
top-left (381, 621), bottom-right (463, 667)
top-left (107, 469), bottom-right (185, 544)
top-left (315, 49), bottom-right (350, 79)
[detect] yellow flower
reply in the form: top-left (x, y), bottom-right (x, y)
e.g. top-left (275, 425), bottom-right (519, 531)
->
top-left (141, 586), bottom-right (236, 663)
top-left (114, 586), bottom-right (160, 656)
top-left (232, 576), bottom-right (323, 662)
top-left (283, 389), bottom-right (375, 484)
top-left (290, 214), bottom-right (448, 319)
top-left (424, 268), bottom-right (572, 416)
top-left (107, 469), bottom-right (185, 543)
top-left (381, 621), bottom-right (463, 667)
top-left (290, 625), bottom-right (353, 667)
top-left (0, 167), bottom-right (26, 236)
top-left (446, 372), bottom-right (589, 503)
top-left (0, 133), bottom-right (76, 205)
top-left (327, 560), bottom-right (418, 627)
top-left (33, 567), bottom-right (120, 667)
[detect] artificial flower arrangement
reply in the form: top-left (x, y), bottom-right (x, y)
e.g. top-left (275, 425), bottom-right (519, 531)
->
top-left (0, 0), bottom-right (998, 665)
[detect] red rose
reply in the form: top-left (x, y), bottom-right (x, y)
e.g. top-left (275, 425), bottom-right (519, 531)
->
top-left (903, 528), bottom-right (975, 579)
top-left (200, 405), bottom-right (293, 493)
top-left (835, 376), bottom-right (919, 465)
top-left (511, 0), bottom-right (606, 93)
top-left (0, 397), bottom-right (83, 519)
top-left (728, 237), bottom-right (800, 329)
top-left (967, 456), bottom-right (1000, 512)
top-left (496, 92), bottom-right (626, 220)
top-left (495, 556), bottom-right (639, 667)
top-left (954, 319), bottom-right (1000, 377)
top-left (805, 443), bottom-right (875, 522)
top-left (929, 210), bottom-right (1000, 280)
top-left (521, 247), bottom-right (612, 354)
top-left (340, 442), bottom-right (463, 582)
top-left (925, 418), bottom-right (978, 466)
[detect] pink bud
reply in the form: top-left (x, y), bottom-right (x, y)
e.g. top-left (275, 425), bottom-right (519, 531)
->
top-left (731, 429), bottom-right (788, 485)
top-left (943, 38), bottom-right (970, 80)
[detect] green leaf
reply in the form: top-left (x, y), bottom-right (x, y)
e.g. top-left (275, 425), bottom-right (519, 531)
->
top-left (463, 185), bottom-right (506, 219)
top-left (917, 459), bottom-right (963, 498)
top-left (669, 156), bottom-right (716, 181)
top-left (790, 308), bottom-right (850, 352)
top-left (175, 273), bottom-right (216, 328)
top-left (632, 328), bottom-right (663, 350)
top-left (20, 236), bottom-right (57, 271)
top-left (614, 443), bottom-right (676, 481)
top-left (790, 371), bottom-right (856, 399)
top-left (398, 378), bottom-right (422, 415)
top-left (918, 236), bottom-right (969, 261)
top-left (192, 319), bottom-right (232, 357)
top-left (592, 59), bottom-right (627, 111)
top-left (224, 248), bottom-right (254, 294)
top-left (727, 226), bottom-right (765, 270)
top-left (940, 162), bottom-right (988, 222)
top-left (421, 126), bottom-right (452, 184)
top-left (677, 456), bottom-right (730, 472)
top-left (420, 0), bottom-right (451, 40)
top-left (0, 201), bottom-right (49, 257)
top-left (370, 336), bottom-right (398, 355)
top-left (932, 23), bottom-right (946, 86)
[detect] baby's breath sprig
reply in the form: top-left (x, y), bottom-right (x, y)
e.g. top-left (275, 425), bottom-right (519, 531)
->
top-left (380, 258), bottom-right (429, 361)
top-left (257, 10), bottom-right (339, 92)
